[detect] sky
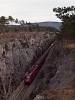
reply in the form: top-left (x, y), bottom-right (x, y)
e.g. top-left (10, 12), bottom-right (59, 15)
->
top-left (0, 0), bottom-right (75, 23)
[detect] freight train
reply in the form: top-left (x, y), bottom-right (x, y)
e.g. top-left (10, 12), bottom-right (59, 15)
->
top-left (24, 43), bottom-right (54, 84)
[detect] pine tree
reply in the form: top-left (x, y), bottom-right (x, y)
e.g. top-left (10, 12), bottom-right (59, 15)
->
top-left (53, 6), bottom-right (75, 39)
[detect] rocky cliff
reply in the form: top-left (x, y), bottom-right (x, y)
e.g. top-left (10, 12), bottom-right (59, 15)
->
top-left (0, 32), bottom-right (55, 100)
top-left (33, 40), bottom-right (75, 100)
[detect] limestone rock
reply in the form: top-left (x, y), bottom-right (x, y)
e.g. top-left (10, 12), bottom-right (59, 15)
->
top-left (34, 95), bottom-right (44, 100)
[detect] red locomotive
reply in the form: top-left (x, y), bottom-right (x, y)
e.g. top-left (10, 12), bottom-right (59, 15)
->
top-left (24, 42), bottom-right (55, 84)
top-left (24, 65), bottom-right (39, 83)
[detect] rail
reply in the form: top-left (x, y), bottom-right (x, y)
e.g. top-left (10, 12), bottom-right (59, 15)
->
top-left (8, 39), bottom-right (57, 100)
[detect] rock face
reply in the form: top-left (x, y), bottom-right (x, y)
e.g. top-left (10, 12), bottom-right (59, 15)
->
top-left (0, 32), bottom-right (55, 99)
top-left (34, 95), bottom-right (44, 100)
top-left (34, 41), bottom-right (75, 100)
top-left (49, 48), bottom-right (75, 89)
top-left (30, 40), bottom-right (62, 100)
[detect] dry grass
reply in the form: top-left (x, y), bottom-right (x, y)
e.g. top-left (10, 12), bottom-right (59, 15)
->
top-left (63, 39), bottom-right (75, 49)
top-left (66, 44), bottom-right (75, 49)
top-left (40, 85), bottom-right (75, 100)
top-left (0, 32), bottom-right (41, 44)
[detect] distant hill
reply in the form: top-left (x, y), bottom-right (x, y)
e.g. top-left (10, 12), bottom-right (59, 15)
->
top-left (32, 21), bottom-right (62, 30)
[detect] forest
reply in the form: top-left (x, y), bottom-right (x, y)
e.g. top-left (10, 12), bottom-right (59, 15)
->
top-left (0, 16), bottom-right (57, 33)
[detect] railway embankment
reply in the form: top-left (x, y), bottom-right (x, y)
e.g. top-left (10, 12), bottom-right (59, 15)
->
top-left (33, 40), bottom-right (75, 100)
top-left (0, 32), bottom-right (55, 100)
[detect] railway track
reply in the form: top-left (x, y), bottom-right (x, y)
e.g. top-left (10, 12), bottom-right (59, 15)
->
top-left (8, 39), bottom-right (57, 100)
top-left (8, 81), bottom-right (29, 100)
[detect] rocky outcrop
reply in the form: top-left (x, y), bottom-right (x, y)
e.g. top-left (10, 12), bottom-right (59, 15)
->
top-left (34, 95), bottom-right (44, 100)
top-left (49, 48), bottom-right (75, 89)
top-left (0, 32), bottom-right (55, 100)
top-left (30, 40), bottom-right (62, 100)
top-left (34, 41), bottom-right (75, 100)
